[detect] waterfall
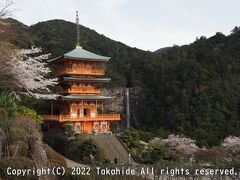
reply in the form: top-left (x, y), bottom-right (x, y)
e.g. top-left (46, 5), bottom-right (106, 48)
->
top-left (126, 88), bottom-right (130, 128)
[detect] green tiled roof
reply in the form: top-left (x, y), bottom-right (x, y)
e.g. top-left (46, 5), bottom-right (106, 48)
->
top-left (60, 95), bottom-right (115, 101)
top-left (49, 47), bottom-right (110, 62)
top-left (62, 77), bottom-right (111, 83)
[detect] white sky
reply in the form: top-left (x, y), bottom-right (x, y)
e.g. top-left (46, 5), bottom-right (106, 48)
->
top-left (8, 0), bottom-right (240, 51)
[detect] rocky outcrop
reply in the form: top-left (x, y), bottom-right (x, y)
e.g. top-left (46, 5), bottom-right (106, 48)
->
top-left (101, 86), bottom-right (145, 129)
top-left (0, 128), bottom-right (4, 158)
top-left (101, 87), bottom-right (125, 114)
top-left (29, 136), bottom-right (60, 180)
top-left (11, 118), bottom-right (59, 180)
top-left (29, 136), bottom-right (49, 169)
top-left (129, 87), bottom-right (146, 128)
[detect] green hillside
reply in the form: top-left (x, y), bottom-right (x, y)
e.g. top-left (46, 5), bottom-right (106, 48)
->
top-left (154, 47), bottom-right (170, 54)
top-left (6, 18), bottom-right (240, 147)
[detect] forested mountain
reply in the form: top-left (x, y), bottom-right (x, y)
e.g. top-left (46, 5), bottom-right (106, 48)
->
top-left (4, 18), bottom-right (240, 147)
top-left (154, 47), bottom-right (170, 54)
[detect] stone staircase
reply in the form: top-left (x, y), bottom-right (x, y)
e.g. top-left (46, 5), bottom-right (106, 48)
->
top-left (90, 135), bottom-right (135, 164)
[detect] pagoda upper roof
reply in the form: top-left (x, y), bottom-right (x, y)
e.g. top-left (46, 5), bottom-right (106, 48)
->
top-left (60, 95), bottom-right (115, 101)
top-left (49, 46), bottom-right (111, 62)
top-left (61, 77), bottom-right (111, 83)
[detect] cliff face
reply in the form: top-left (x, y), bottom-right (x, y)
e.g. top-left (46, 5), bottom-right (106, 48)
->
top-left (0, 117), bottom-right (60, 179)
top-left (128, 87), bottom-right (146, 129)
top-left (29, 136), bottom-right (50, 180)
top-left (0, 128), bottom-right (4, 158)
top-left (101, 86), bottom-right (145, 130)
top-left (101, 87), bottom-right (125, 114)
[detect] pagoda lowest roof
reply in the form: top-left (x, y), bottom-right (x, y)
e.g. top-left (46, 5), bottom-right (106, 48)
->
top-left (62, 77), bottom-right (111, 82)
top-left (60, 95), bottom-right (115, 101)
top-left (49, 46), bottom-right (111, 62)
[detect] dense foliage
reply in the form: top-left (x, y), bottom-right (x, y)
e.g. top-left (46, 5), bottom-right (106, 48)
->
top-left (44, 130), bottom-right (96, 163)
top-left (5, 18), bottom-right (240, 147)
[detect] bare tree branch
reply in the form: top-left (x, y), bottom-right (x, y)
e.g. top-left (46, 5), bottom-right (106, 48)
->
top-left (0, 0), bottom-right (13, 19)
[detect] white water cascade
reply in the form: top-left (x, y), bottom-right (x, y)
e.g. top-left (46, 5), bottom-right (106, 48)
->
top-left (126, 88), bottom-right (130, 128)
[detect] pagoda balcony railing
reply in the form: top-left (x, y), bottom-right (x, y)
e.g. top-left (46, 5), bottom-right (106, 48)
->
top-left (55, 68), bottom-right (105, 76)
top-left (42, 114), bottom-right (121, 122)
top-left (62, 88), bottom-right (100, 94)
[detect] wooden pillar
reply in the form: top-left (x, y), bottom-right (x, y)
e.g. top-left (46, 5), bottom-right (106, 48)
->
top-left (95, 100), bottom-right (97, 115)
top-left (102, 101), bottom-right (103, 115)
top-left (82, 100), bottom-right (83, 116)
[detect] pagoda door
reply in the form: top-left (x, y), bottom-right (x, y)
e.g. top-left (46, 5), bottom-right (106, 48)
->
top-left (84, 108), bottom-right (90, 117)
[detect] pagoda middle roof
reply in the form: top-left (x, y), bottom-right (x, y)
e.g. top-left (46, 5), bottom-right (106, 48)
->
top-left (49, 47), bottom-right (111, 62)
top-left (60, 95), bottom-right (115, 101)
top-left (62, 77), bottom-right (111, 83)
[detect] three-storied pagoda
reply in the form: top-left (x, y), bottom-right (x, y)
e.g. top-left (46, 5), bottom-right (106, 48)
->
top-left (43, 12), bottom-right (120, 134)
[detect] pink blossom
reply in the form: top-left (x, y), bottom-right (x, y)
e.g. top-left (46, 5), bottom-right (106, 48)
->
top-left (0, 47), bottom-right (58, 99)
top-left (222, 136), bottom-right (240, 155)
top-left (159, 135), bottom-right (199, 156)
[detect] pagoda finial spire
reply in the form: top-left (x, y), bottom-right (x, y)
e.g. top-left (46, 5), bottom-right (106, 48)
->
top-left (76, 11), bottom-right (81, 48)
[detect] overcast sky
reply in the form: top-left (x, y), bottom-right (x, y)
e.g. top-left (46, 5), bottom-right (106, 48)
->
top-left (9, 0), bottom-right (240, 51)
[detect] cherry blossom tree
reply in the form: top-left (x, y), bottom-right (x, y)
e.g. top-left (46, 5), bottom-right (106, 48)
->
top-left (0, 44), bottom-right (58, 99)
top-left (222, 136), bottom-right (240, 159)
top-left (0, 0), bottom-right (57, 99)
top-left (150, 135), bottom-right (199, 157)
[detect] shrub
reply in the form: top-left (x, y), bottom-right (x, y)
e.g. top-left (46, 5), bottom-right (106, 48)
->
top-left (120, 128), bottom-right (140, 148)
top-left (65, 121), bottom-right (73, 136)
top-left (67, 137), bottom-right (95, 162)
top-left (15, 106), bottom-right (43, 125)
top-left (150, 144), bottom-right (170, 163)
top-left (195, 148), bottom-right (228, 162)
top-left (43, 129), bottom-right (68, 155)
top-left (0, 157), bottom-right (35, 179)
top-left (130, 148), bottom-right (137, 157)
top-left (96, 148), bottom-right (106, 162)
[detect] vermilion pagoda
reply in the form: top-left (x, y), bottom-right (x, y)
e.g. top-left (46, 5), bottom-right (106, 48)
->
top-left (43, 45), bottom-right (121, 134)
top-left (43, 12), bottom-right (120, 134)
